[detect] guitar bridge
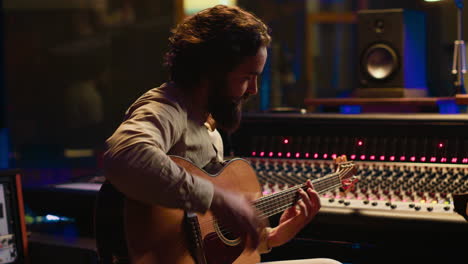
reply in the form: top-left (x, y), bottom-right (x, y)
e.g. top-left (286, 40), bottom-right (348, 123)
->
top-left (184, 212), bottom-right (207, 264)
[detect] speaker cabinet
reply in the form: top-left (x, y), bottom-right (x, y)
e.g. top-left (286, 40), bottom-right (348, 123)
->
top-left (357, 9), bottom-right (427, 98)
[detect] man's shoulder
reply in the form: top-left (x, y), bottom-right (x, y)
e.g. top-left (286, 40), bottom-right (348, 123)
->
top-left (141, 83), bottom-right (184, 105)
top-left (124, 82), bottom-right (188, 118)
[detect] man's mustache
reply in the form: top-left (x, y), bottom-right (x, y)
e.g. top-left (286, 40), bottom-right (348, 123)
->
top-left (231, 93), bottom-right (251, 105)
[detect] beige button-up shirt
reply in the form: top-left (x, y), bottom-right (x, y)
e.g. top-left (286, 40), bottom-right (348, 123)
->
top-left (103, 82), bottom-right (220, 213)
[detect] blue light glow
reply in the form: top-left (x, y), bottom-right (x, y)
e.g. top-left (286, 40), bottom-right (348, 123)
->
top-left (340, 105), bottom-right (362, 114)
top-left (437, 100), bottom-right (459, 114)
top-left (0, 128), bottom-right (8, 169)
top-left (46, 214), bottom-right (60, 221)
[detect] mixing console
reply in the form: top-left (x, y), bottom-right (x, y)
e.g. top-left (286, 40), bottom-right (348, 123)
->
top-left (228, 113), bottom-right (468, 223)
top-left (250, 158), bottom-right (466, 219)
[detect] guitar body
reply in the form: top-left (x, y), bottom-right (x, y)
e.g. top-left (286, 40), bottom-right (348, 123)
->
top-left (124, 156), bottom-right (262, 264)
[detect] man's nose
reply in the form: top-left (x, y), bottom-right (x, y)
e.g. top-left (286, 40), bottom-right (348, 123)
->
top-left (247, 77), bottom-right (258, 95)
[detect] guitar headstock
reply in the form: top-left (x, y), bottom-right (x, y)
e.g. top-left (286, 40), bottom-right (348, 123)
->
top-left (333, 155), bottom-right (358, 192)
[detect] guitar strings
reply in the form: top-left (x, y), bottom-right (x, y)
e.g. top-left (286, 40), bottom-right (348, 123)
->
top-left (196, 181), bottom-right (344, 235)
top-left (199, 168), bottom-right (352, 240)
top-left (197, 166), bottom-right (351, 228)
top-left (255, 168), bottom-right (350, 211)
top-left (196, 167), bottom-right (353, 235)
top-left (197, 171), bottom-right (342, 229)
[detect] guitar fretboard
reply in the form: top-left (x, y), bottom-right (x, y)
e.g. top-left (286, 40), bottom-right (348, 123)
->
top-left (253, 169), bottom-right (346, 219)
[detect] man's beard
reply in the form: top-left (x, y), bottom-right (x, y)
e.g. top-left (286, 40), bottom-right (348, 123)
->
top-left (207, 79), bottom-right (250, 133)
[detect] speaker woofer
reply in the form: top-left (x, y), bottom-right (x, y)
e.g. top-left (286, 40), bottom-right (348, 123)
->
top-left (363, 43), bottom-right (398, 80)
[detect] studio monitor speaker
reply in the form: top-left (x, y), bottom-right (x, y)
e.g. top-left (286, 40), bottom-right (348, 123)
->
top-left (357, 9), bottom-right (427, 98)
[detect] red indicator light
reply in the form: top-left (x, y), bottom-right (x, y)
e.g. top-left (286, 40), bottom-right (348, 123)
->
top-left (441, 157), bottom-right (447, 162)
top-left (420, 157), bottom-right (426, 162)
top-left (357, 140), bottom-right (363, 146)
top-left (360, 155), bottom-right (366, 160)
top-left (278, 152), bottom-right (283, 157)
top-left (252, 151), bottom-right (256, 156)
top-left (451, 158), bottom-right (458, 163)
top-left (438, 143), bottom-right (444, 148)
top-left (323, 153), bottom-right (328, 159)
top-left (400, 156), bottom-right (406, 161)
top-left (269, 152), bottom-right (274, 157)
top-left (463, 158), bottom-right (468, 163)
top-left (430, 157), bottom-right (436, 162)
top-left (295, 153), bottom-right (300, 158)
top-left (286, 152), bottom-right (291, 158)
top-left (390, 156), bottom-right (395, 161)
top-left (331, 154), bottom-right (337, 159)
top-left (350, 154), bottom-right (356, 160)
top-left (410, 156), bottom-right (416, 162)
top-left (283, 139), bottom-right (289, 144)
top-left (305, 153), bottom-right (310, 158)
top-left (260, 152), bottom-right (265, 157)
top-left (380, 156), bottom-right (385, 161)
top-left (370, 155), bottom-right (376, 160)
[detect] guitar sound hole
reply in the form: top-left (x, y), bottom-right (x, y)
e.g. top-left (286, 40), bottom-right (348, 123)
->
top-left (214, 220), bottom-right (242, 246)
top-left (221, 229), bottom-right (239, 240)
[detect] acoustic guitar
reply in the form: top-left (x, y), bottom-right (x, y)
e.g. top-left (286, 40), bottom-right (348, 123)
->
top-left (97, 156), bottom-right (357, 264)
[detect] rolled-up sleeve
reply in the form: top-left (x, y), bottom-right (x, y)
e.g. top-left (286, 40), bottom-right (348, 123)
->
top-left (103, 99), bottom-right (214, 213)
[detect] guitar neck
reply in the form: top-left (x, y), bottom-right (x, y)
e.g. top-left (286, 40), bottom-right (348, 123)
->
top-left (253, 172), bottom-right (342, 219)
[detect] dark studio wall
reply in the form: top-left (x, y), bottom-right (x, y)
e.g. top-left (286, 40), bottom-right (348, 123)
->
top-left (3, 1), bottom-right (176, 168)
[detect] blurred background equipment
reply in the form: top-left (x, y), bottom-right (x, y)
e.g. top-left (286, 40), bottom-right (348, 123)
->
top-left (1, 0), bottom-right (468, 264)
top-left (357, 9), bottom-right (428, 98)
top-left (0, 170), bottom-right (28, 264)
top-left (451, 0), bottom-right (466, 94)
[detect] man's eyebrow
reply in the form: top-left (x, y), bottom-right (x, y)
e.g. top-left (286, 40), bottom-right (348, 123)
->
top-left (248, 71), bottom-right (261, 76)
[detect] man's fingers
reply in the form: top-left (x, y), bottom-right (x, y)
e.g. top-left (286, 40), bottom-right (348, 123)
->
top-left (306, 179), bottom-right (314, 190)
top-left (298, 189), bottom-right (312, 216)
top-left (310, 189), bottom-right (321, 208)
top-left (296, 199), bottom-right (308, 217)
top-left (298, 185), bottom-right (321, 221)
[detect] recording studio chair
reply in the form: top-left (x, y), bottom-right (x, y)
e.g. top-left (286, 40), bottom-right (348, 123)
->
top-left (94, 181), bottom-right (130, 264)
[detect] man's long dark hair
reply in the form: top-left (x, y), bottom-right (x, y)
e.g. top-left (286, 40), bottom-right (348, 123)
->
top-left (164, 5), bottom-right (271, 88)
